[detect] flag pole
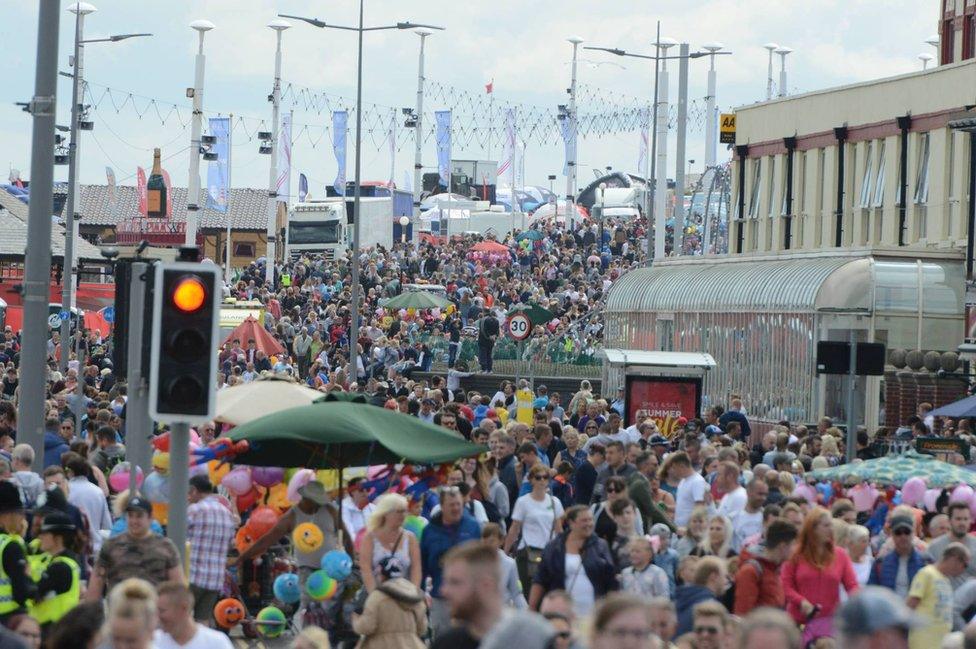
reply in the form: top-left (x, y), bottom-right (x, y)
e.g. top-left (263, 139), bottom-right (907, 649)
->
top-left (225, 114), bottom-right (233, 283)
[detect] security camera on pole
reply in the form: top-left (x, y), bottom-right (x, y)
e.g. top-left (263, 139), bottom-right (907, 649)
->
top-left (185, 20), bottom-right (214, 246)
top-left (264, 19), bottom-right (290, 284)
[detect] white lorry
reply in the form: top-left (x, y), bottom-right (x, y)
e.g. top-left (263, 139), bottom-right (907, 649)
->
top-left (287, 197), bottom-right (395, 260)
top-left (445, 208), bottom-right (527, 239)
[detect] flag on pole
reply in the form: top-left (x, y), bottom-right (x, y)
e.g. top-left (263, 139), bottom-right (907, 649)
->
top-left (136, 167), bottom-right (148, 216)
top-left (637, 107), bottom-right (650, 177)
top-left (332, 110), bottom-right (348, 195)
top-left (298, 173), bottom-right (308, 202)
top-left (276, 112), bottom-right (293, 203)
top-left (485, 79), bottom-right (494, 94)
top-left (105, 166), bottom-right (117, 215)
top-left (205, 117), bottom-right (231, 213)
top-left (435, 110), bottom-right (452, 189)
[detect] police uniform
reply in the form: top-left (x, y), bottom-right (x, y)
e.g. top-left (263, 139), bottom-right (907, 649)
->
top-left (0, 482), bottom-right (32, 622)
top-left (29, 512), bottom-right (80, 628)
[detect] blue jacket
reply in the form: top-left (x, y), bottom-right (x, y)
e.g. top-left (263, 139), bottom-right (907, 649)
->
top-left (533, 532), bottom-right (618, 599)
top-left (867, 549), bottom-right (928, 591)
top-left (43, 431), bottom-right (69, 469)
top-left (718, 410), bottom-right (751, 439)
top-left (675, 584), bottom-right (718, 636)
top-left (420, 511), bottom-right (482, 598)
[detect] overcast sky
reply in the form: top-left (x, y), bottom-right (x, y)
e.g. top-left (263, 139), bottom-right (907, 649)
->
top-left (0, 0), bottom-right (936, 196)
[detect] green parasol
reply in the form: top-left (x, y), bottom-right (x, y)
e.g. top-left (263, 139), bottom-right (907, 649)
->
top-left (806, 450), bottom-right (976, 488)
top-left (515, 230), bottom-right (545, 242)
top-left (507, 302), bottom-right (555, 326)
top-left (227, 393), bottom-right (486, 469)
top-left (381, 291), bottom-right (452, 311)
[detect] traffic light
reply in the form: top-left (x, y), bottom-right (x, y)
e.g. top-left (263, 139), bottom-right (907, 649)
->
top-left (149, 261), bottom-right (219, 423)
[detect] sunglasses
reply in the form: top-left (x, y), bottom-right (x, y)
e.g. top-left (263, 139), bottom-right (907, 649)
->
top-left (893, 528), bottom-right (912, 536)
top-left (695, 626), bottom-right (721, 635)
top-left (531, 475), bottom-right (549, 481)
top-left (606, 487), bottom-right (622, 494)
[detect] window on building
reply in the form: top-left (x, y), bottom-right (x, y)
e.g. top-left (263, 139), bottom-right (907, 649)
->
top-left (859, 142), bottom-right (873, 208)
top-left (948, 130), bottom-right (958, 239)
top-left (966, 10), bottom-right (976, 60)
top-left (913, 132), bottom-right (931, 241)
top-left (873, 142), bottom-right (886, 208)
top-left (748, 159), bottom-right (762, 218)
top-left (799, 151), bottom-right (808, 214)
top-left (233, 242), bottom-right (256, 258)
top-left (767, 157), bottom-right (776, 218)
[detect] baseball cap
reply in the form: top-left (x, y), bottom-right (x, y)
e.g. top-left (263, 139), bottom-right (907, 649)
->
top-left (889, 514), bottom-right (914, 533)
top-left (835, 586), bottom-right (923, 637)
top-left (649, 434), bottom-right (670, 448)
top-left (125, 497), bottom-right (152, 515)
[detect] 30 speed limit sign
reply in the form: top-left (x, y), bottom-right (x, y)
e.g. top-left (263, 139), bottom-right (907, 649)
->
top-left (508, 313), bottom-right (532, 341)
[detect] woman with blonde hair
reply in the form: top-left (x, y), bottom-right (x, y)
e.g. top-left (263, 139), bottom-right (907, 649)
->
top-left (358, 493), bottom-right (421, 593)
top-left (819, 435), bottom-right (842, 465)
top-left (292, 625), bottom-right (331, 648)
top-left (782, 507), bottom-right (859, 643)
top-left (691, 514), bottom-right (735, 558)
top-left (104, 578), bottom-right (157, 649)
top-left (674, 505), bottom-right (710, 558)
top-left (845, 525), bottom-right (874, 586)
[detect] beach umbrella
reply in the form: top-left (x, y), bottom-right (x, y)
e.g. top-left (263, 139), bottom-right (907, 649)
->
top-left (515, 230), bottom-right (545, 242)
top-left (381, 291), bottom-right (452, 311)
top-left (470, 241), bottom-right (509, 254)
top-left (807, 450), bottom-right (976, 488)
top-left (215, 376), bottom-right (326, 426)
top-left (221, 316), bottom-right (285, 356)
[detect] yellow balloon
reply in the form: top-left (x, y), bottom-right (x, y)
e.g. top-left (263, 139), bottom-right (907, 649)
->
top-left (152, 452), bottom-right (170, 475)
top-left (152, 502), bottom-right (169, 526)
top-left (445, 304), bottom-right (455, 315)
top-left (293, 522), bottom-right (323, 554)
top-left (266, 482), bottom-right (293, 514)
top-left (208, 461), bottom-right (231, 485)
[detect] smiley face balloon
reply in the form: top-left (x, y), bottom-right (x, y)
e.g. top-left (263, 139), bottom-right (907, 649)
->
top-left (292, 522), bottom-right (323, 554)
top-left (214, 598), bottom-right (246, 628)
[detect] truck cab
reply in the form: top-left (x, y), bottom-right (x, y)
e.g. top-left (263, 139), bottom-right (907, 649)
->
top-left (286, 200), bottom-right (346, 260)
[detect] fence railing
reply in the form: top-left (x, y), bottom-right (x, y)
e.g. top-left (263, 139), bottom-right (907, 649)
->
top-left (412, 332), bottom-right (603, 372)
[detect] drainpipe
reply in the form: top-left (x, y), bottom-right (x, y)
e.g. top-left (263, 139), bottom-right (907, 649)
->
top-left (783, 135), bottom-right (797, 249)
top-left (968, 132), bottom-right (976, 280)
top-left (897, 114), bottom-right (912, 246)
top-left (735, 144), bottom-right (749, 254)
top-left (833, 126), bottom-right (848, 247)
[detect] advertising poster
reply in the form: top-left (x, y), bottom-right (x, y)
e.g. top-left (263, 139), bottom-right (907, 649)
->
top-left (625, 376), bottom-right (702, 439)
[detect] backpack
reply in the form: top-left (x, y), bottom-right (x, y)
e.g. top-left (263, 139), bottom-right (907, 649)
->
top-left (467, 498), bottom-right (502, 525)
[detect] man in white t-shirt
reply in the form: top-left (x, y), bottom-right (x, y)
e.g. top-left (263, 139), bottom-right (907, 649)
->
top-left (731, 478), bottom-right (769, 552)
top-left (155, 581), bottom-right (233, 648)
top-left (715, 462), bottom-right (746, 520)
top-left (671, 451), bottom-right (710, 528)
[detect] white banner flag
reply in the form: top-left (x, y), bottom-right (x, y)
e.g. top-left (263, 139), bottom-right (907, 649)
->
top-left (276, 112), bottom-right (293, 203)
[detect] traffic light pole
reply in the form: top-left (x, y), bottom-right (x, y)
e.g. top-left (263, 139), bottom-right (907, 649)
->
top-left (126, 262), bottom-right (152, 491)
top-left (166, 421), bottom-right (190, 566)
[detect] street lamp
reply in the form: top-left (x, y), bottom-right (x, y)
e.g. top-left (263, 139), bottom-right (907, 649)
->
top-left (263, 18), bottom-right (290, 285)
top-left (185, 19), bottom-right (215, 246)
top-left (919, 52), bottom-right (935, 70)
top-left (283, 7), bottom-right (444, 386)
top-left (59, 2), bottom-right (150, 372)
top-left (399, 215), bottom-right (410, 244)
top-left (702, 42), bottom-right (724, 168)
top-left (567, 37), bottom-right (584, 208)
top-left (411, 28), bottom-right (434, 255)
top-left (763, 42), bottom-right (779, 100)
top-left (775, 46), bottom-right (792, 97)
top-left (926, 34), bottom-right (940, 61)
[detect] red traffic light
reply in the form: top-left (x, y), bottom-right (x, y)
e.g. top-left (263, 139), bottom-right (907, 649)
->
top-left (171, 276), bottom-right (207, 313)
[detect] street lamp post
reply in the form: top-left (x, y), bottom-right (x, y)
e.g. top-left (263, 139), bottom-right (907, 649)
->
top-left (926, 34), bottom-right (940, 61)
top-left (702, 42), bottom-right (723, 168)
top-left (411, 29), bottom-right (432, 255)
top-left (654, 37), bottom-right (676, 260)
top-left (264, 19), bottom-right (290, 285)
top-left (282, 7), bottom-right (444, 387)
top-left (60, 4), bottom-right (150, 372)
top-left (567, 37), bottom-right (583, 208)
top-left (185, 19), bottom-right (215, 246)
top-left (763, 42), bottom-right (779, 100)
top-left (919, 53), bottom-right (934, 70)
top-left (775, 46), bottom-right (792, 97)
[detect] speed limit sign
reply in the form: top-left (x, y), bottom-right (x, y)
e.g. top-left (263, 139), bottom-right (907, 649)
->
top-left (508, 313), bottom-right (531, 341)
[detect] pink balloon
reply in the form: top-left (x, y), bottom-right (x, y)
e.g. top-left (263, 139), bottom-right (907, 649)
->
top-left (848, 484), bottom-right (878, 512)
top-left (794, 483), bottom-right (816, 504)
top-left (923, 488), bottom-right (942, 512)
top-left (221, 467), bottom-right (253, 496)
top-left (189, 430), bottom-right (201, 446)
top-left (108, 463), bottom-right (144, 493)
top-left (969, 493), bottom-right (976, 519)
top-left (952, 484), bottom-right (975, 504)
top-left (287, 469), bottom-right (315, 503)
top-left (901, 477), bottom-right (927, 506)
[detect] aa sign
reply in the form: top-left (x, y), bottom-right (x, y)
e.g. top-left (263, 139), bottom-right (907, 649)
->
top-left (720, 113), bottom-right (736, 144)
top-left (625, 376), bottom-right (702, 439)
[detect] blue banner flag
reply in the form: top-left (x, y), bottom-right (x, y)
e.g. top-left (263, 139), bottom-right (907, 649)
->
top-left (435, 110), bottom-right (452, 189)
top-left (560, 113), bottom-right (576, 177)
top-left (205, 117), bottom-right (230, 212)
top-left (332, 111), bottom-right (348, 195)
top-left (298, 173), bottom-right (308, 202)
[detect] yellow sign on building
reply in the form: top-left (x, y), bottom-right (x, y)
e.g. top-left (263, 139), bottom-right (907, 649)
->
top-left (720, 113), bottom-right (736, 144)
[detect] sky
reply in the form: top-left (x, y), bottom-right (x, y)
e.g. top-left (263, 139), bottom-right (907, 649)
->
top-left (0, 0), bottom-right (937, 197)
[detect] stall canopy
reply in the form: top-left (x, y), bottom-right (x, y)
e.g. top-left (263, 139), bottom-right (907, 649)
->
top-left (221, 315), bottom-right (285, 356)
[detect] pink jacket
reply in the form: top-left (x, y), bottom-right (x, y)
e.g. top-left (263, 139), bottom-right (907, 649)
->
top-left (781, 546), bottom-right (859, 623)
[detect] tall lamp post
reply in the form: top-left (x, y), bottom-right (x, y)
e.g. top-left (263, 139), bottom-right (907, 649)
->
top-left (926, 34), bottom-right (940, 62)
top-left (918, 53), bottom-right (934, 70)
top-left (587, 37), bottom-right (730, 261)
top-left (60, 3), bottom-right (150, 372)
top-left (775, 46), bottom-right (792, 97)
top-left (763, 42), bottom-right (779, 100)
top-left (263, 18), bottom-right (290, 285)
top-left (281, 7), bottom-right (444, 386)
top-left (184, 19), bottom-right (215, 246)
top-left (702, 42), bottom-right (724, 168)
top-left (566, 37), bottom-right (584, 208)
top-left (411, 29), bottom-right (433, 254)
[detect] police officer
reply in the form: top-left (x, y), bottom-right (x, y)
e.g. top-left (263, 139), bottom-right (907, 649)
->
top-left (30, 512), bottom-right (80, 630)
top-left (0, 481), bottom-right (32, 622)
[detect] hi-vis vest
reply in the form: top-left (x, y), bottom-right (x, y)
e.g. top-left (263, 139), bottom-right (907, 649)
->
top-left (30, 554), bottom-right (80, 625)
top-left (281, 273), bottom-right (292, 287)
top-left (0, 534), bottom-right (26, 615)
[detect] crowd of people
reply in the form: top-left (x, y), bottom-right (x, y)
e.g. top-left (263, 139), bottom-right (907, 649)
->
top-left (0, 219), bottom-right (971, 648)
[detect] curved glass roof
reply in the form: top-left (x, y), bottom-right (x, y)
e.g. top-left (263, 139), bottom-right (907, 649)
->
top-left (606, 254), bottom-right (963, 315)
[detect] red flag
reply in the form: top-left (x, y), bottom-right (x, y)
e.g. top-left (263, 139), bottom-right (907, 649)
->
top-left (161, 169), bottom-right (173, 217)
top-left (485, 79), bottom-right (494, 94)
top-left (136, 167), bottom-right (148, 216)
